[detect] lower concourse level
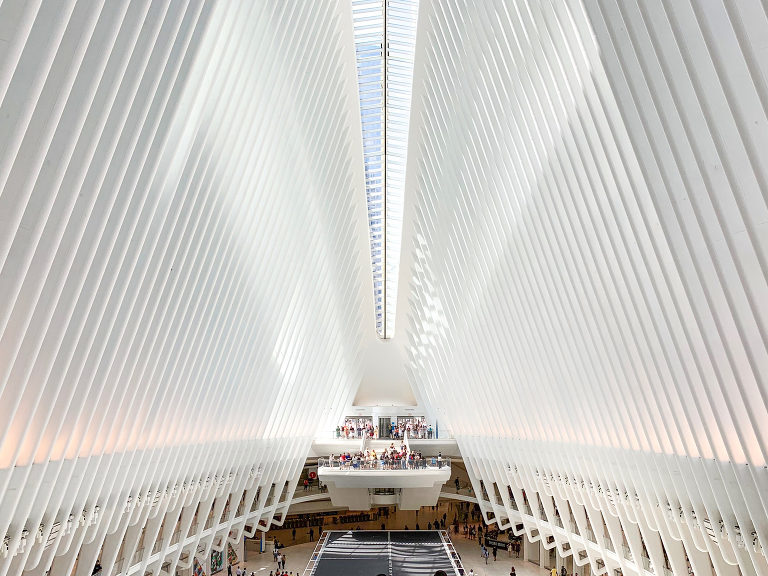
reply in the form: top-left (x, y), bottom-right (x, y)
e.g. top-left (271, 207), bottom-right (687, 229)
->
top-left (257, 502), bottom-right (553, 576)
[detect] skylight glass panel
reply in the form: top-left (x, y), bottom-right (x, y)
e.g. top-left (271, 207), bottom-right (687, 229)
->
top-left (352, 0), bottom-right (419, 339)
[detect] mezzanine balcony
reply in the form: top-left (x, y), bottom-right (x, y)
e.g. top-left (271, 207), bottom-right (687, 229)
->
top-left (317, 455), bottom-right (451, 511)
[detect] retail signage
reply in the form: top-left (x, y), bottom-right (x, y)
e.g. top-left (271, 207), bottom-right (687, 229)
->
top-left (484, 537), bottom-right (509, 550)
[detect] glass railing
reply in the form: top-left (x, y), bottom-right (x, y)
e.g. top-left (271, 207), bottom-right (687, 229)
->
top-left (324, 424), bottom-right (452, 440)
top-left (330, 430), bottom-right (372, 440)
top-left (318, 457), bottom-right (450, 470)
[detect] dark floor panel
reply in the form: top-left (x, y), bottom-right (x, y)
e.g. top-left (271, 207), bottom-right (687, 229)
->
top-left (312, 531), bottom-right (457, 575)
top-left (327, 530), bottom-right (389, 544)
top-left (390, 540), bottom-right (454, 576)
top-left (313, 558), bottom-right (390, 576)
top-left (391, 557), bottom-right (455, 576)
top-left (388, 530), bottom-right (443, 544)
top-left (321, 531), bottom-right (390, 561)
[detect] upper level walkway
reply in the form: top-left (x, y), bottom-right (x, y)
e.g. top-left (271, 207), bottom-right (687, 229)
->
top-left (318, 456), bottom-right (450, 471)
top-left (309, 435), bottom-right (461, 460)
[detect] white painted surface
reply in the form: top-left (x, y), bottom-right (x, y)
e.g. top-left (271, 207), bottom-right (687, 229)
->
top-left (0, 1), bottom-right (766, 575)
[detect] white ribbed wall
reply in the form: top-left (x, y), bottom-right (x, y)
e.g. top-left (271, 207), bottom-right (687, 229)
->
top-left (404, 1), bottom-right (768, 575)
top-left (0, 1), bottom-right (370, 576)
top-left (2, 1), bottom-right (768, 576)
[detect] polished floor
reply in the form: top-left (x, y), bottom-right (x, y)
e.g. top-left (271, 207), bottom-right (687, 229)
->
top-left (239, 501), bottom-right (552, 576)
top-left (237, 536), bottom-right (549, 576)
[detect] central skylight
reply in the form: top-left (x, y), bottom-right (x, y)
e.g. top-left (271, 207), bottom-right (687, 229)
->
top-left (352, 0), bottom-right (419, 339)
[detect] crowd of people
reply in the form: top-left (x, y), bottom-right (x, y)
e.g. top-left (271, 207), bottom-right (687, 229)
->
top-left (335, 417), bottom-right (438, 440)
top-left (327, 444), bottom-right (445, 470)
top-left (395, 417), bottom-right (434, 439)
top-left (230, 565), bottom-right (292, 576)
top-left (336, 418), bottom-right (374, 439)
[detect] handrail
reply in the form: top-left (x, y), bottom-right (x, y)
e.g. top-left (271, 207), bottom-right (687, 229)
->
top-left (439, 529), bottom-right (465, 575)
top-left (302, 530), bottom-right (329, 576)
top-left (318, 457), bottom-right (450, 470)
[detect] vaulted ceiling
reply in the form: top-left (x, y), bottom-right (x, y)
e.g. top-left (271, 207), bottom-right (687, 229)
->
top-left (0, 1), bottom-right (766, 576)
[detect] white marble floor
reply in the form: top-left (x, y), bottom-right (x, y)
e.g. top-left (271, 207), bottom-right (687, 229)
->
top-left (452, 537), bottom-right (549, 576)
top-left (239, 539), bottom-right (316, 575)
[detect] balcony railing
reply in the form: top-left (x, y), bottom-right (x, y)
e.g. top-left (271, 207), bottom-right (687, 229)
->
top-left (318, 457), bottom-right (450, 470)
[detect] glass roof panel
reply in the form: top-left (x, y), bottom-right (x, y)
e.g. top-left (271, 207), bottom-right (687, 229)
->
top-left (352, 0), bottom-right (418, 338)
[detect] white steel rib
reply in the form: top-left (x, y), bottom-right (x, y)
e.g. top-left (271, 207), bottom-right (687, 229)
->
top-left (0, 1), bottom-right (766, 576)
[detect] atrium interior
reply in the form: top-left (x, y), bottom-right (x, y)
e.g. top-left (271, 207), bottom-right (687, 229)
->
top-left (0, 1), bottom-right (767, 576)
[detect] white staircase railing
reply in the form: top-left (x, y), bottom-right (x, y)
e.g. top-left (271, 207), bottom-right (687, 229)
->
top-left (439, 529), bottom-right (465, 575)
top-left (302, 530), bottom-right (329, 576)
